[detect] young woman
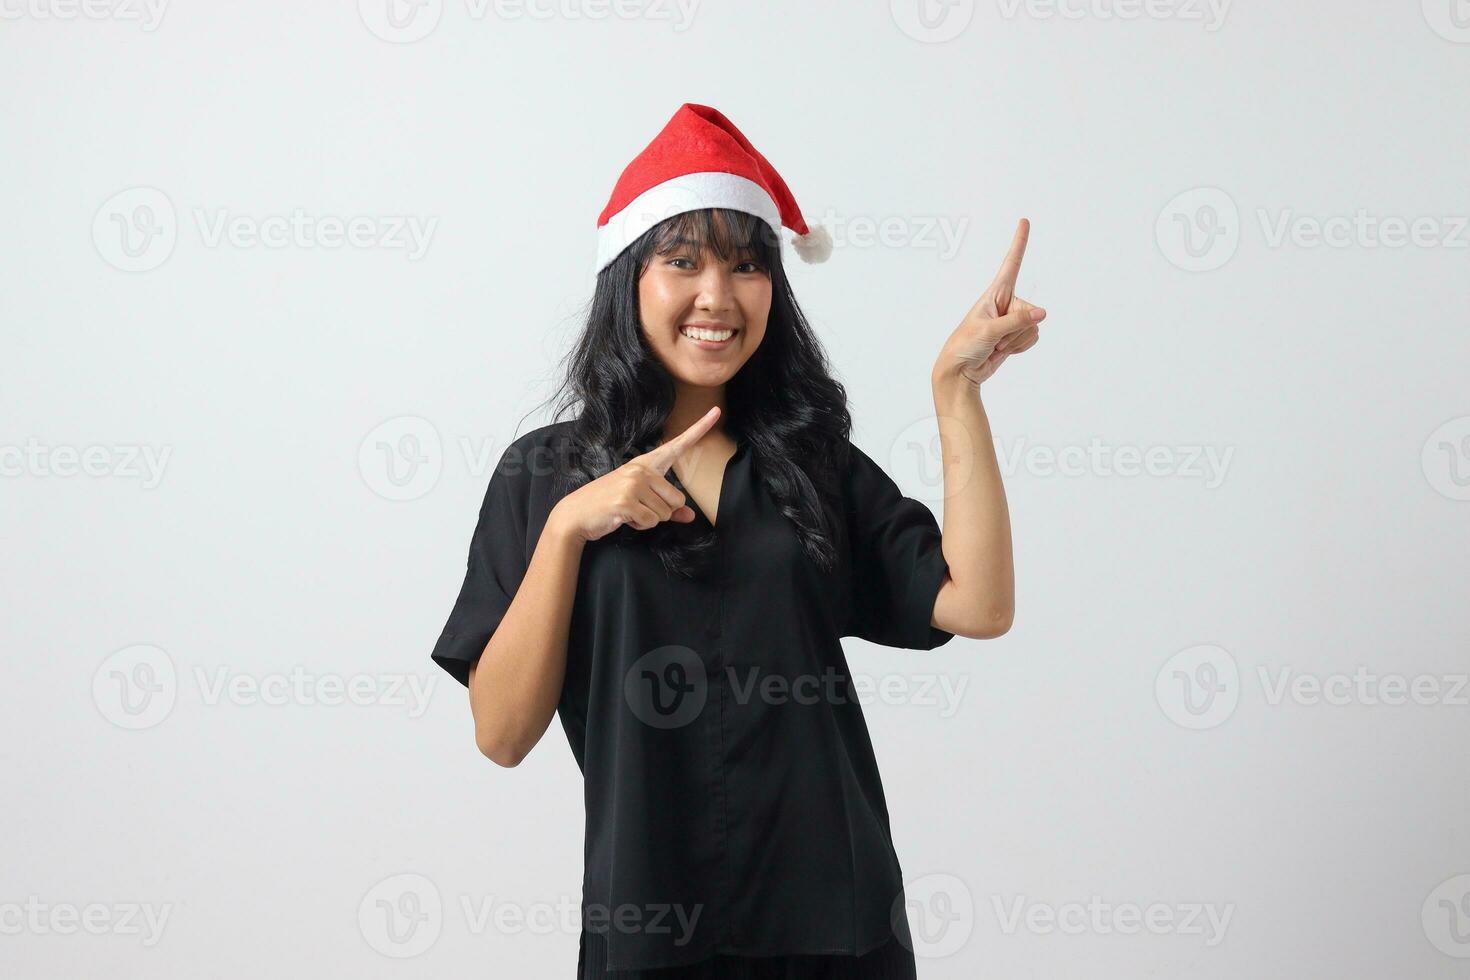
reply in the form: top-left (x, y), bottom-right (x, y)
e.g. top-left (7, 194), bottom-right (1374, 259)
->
top-left (430, 104), bottom-right (1044, 979)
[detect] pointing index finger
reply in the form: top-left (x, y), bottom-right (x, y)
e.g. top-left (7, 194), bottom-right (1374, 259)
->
top-left (642, 405), bottom-right (721, 473)
top-left (989, 218), bottom-right (1030, 312)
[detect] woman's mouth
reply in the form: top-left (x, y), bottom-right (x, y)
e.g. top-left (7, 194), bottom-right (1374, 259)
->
top-left (679, 323), bottom-right (738, 350)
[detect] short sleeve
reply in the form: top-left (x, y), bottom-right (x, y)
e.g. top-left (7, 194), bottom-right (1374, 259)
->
top-left (430, 448), bottom-right (531, 687)
top-left (842, 441), bottom-right (955, 650)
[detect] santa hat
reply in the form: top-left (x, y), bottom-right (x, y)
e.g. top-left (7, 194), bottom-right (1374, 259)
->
top-left (594, 103), bottom-right (832, 275)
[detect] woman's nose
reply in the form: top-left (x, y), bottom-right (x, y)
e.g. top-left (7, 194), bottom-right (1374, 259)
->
top-left (694, 268), bottom-right (735, 310)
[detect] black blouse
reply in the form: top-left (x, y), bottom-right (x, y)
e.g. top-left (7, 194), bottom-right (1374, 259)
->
top-left (430, 419), bottom-right (954, 972)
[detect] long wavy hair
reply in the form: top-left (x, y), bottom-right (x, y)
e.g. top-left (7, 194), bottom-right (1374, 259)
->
top-left (529, 207), bottom-right (854, 580)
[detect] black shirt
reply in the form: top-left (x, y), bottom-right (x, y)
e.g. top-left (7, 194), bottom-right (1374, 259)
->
top-left (430, 419), bottom-right (954, 971)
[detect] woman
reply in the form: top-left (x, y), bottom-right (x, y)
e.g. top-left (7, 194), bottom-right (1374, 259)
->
top-left (430, 104), bottom-right (1044, 978)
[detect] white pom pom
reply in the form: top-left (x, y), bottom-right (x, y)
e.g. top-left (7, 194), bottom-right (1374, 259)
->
top-left (791, 222), bottom-right (833, 264)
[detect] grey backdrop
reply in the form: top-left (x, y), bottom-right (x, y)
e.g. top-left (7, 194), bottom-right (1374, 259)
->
top-left (3, 2), bottom-right (1467, 978)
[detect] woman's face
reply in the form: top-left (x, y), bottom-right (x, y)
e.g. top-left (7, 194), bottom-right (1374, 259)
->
top-left (638, 221), bottom-right (771, 390)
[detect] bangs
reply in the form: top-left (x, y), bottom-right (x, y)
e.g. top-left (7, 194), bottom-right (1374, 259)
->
top-left (648, 208), bottom-right (781, 267)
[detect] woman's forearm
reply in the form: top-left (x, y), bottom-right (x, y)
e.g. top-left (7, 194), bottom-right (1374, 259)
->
top-left (929, 374), bottom-right (1016, 638)
top-left (468, 512), bottom-right (585, 767)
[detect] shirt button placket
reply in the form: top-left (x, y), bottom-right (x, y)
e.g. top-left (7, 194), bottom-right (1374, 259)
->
top-left (706, 532), bottom-right (737, 949)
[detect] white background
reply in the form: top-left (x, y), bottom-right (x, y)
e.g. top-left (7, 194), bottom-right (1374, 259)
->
top-left (2, 2), bottom-right (1468, 977)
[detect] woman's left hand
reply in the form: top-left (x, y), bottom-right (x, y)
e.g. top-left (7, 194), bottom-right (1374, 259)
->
top-left (933, 218), bottom-right (1047, 388)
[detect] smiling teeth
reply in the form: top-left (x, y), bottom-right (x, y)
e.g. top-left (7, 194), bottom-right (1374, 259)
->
top-left (681, 325), bottom-right (734, 341)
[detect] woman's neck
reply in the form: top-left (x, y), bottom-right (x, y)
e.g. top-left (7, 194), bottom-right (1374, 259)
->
top-left (665, 385), bottom-right (727, 442)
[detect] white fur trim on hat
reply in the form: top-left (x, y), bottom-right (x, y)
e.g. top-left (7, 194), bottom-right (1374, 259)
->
top-left (595, 171), bottom-right (782, 274)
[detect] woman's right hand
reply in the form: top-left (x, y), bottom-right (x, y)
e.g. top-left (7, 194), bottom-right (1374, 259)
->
top-left (548, 406), bottom-right (723, 543)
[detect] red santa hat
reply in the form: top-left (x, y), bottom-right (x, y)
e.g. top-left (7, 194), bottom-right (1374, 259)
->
top-left (594, 103), bottom-right (833, 275)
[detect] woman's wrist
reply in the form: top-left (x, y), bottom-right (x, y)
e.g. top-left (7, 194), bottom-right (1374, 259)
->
top-left (931, 366), bottom-right (982, 409)
top-left (543, 503), bottom-right (589, 550)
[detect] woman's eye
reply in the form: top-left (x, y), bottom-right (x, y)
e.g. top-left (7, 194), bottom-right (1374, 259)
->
top-left (666, 256), bottom-right (762, 273)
